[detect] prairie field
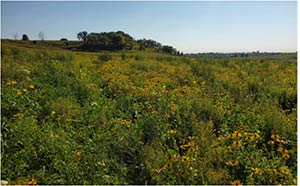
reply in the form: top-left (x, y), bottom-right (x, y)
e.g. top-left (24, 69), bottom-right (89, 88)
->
top-left (1, 40), bottom-right (297, 185)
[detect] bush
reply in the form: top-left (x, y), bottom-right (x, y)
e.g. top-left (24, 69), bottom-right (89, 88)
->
top-left (22, 34), bottom-right (29, 41)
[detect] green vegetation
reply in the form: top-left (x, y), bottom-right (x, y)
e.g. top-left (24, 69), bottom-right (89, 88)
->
top-left (1, 40), bottom-right (297, 185)
top-left (80, 31), bottom-right (180, 55)
top-left (22, 34), bottom-right (29, 41)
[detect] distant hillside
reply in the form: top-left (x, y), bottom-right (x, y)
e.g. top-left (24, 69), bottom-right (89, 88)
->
top-left (186, 52), bottom-right (297, 59)
top-left (2, 31), bottom-right (183, 55)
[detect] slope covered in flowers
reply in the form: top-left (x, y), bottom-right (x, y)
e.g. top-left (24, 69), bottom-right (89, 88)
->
top-left (1, 42), bottom-right (297, 185)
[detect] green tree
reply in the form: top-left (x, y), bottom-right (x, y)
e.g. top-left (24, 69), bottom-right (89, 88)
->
top-left (22, 34), bottom-right (29, 41)
top-left (77, 31), bottom-right (88, 43)
top-left (161, 45), bottom-right (177, 54)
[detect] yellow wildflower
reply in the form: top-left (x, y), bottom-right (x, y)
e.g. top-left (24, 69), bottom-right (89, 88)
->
top-left (246, 135), bottom-right (255, 142)
top-left (188, 136), bottom-right (195, 140)
top-left (118, 136), bottom-right (124, 141)
top-left (180, 142), bottom-right (192, 149)
top-left (271, 169), bottom-right (278, 175)
top-left (22, 88), bottom-right (28, 92)
top-left (11, 80), bottom-right (17, 85)
top-left (230, 131), bottom-right (242, 139)
top-left (280, 167), bottom-right (290, 175)
top-left (151, 110), bottom-right (157, 115)
top-left (283, 149), bottom-right (289, 154)
top-left (228, 160), bottom-right (239, 166)
top-left (165, 161), bottom-right (172, 168)
top-left (253, 133), bottom-right (260, 140)
top-left (276, 138), bottom-right (286, 143)
top-left (120, 119), bottom-right (130, 127)
top-left (233, 141), bottom-right (242, 148)
top-left (251, 167), bottom-right (262, 175)
top-left (27, 178), bottom-right (37, 185)
top-left (6, 82), bottom-right (12, 86)
top-left (50, 134), bottom-right (59, 139)
top-left (277, 147), bottom-right (284, 153)
top-left (267, 140), bottom-right (275, 145)
top-left (282, 153), bottom-right (290, 160)
top-left (97, 161), bottom-right (106, 167)
top-left (167, 129), bottom-right (177, 134)
top-left (226, 146), bottom-right (232, 152)
top-left (74, 150), bottom-right (83, 157)
top-left (17, 90), bottom-right (22, 95)
top-left (188, 146), bottom-right (197, 153)
top-left (232, 179), bottom-right (242, 186)
top-left (28, 84), bottom-right (35, 89)
top-left (172, 153), bottom-right (180, 159)
top-left (181, 156), bottom-right (190, 163)
top-left (271, 134), bottom-right (280, 140)
top-left (217, 136), bottom-right (226, 142)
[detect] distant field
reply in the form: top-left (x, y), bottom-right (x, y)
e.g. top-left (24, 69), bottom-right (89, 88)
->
top-left (1, 40), bottom-right (297, 185)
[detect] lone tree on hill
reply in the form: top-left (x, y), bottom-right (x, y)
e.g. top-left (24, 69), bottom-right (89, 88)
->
top-left (77, 31), bottom-right (88, 43)
top-left (22, 34), bottom-right (29, 41)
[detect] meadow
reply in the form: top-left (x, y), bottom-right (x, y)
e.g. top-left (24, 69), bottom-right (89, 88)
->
top-left (1, 40), bottom-right (297, 185)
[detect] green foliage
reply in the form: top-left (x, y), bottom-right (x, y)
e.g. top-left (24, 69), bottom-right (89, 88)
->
top-left (1, 42), bottom-right (297, 185)
top-left (22, 34), bottom-right (29, 41)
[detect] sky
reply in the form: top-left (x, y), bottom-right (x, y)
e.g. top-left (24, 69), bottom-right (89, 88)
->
top-left (1, 1), bottom-right (297, 53)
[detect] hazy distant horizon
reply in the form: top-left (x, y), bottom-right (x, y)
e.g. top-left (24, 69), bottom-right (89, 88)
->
top-left (1, 1), bottom-right (297, 53)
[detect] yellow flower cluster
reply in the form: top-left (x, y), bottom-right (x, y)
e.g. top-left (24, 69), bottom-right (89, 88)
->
top-left (13, 84), bottom-right (36, 95)
top-left (156, 160), bottom-right (173, 173)
top-left (27, 178), bottom-right (37, 185)
top-left (250, 167), bottom-right (262, 175)
top-left (230, 131), bottom-right (242, 139)
top-left (74, 150), bottom-right (83, 157)
top-left (217, 136), bottom-right (226, 142)
top-left (180, 141), bottom-right (194, 149)
top-left (118, 136), bottom-right (124, 141)
top-left (280, 166), bottom-right (290, 175)
top-left (231, 179), bottom-right (242, 186)
top-left (181, 156), bottom-right (190, 163)
top-left (28, 84), bottom-right (35, 90)
top-left (96, 161), bottom-right (106, 167)
top-left (167, 129), bottom-right (177, 134)
top-left (233, 141), bottom-right (242, 148)
top-left (228, 160), bottom-right (239, 166)
top-left (6, 80), bottom-right (17, 86)
top-left (270, 134), bottom-right (286, 144)
top-left (118, 119), bottom-right (131, 127)
top-left (246, 133), bottom-right (260, 142)
top-left (277, 147), bottom-right (290, 160)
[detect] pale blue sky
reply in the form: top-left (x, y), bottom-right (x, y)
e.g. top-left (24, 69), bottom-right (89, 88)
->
top-left (1, 1), bottom-right (297, 53)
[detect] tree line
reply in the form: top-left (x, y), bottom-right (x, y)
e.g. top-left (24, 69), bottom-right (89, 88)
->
top-left (10, 31), bottom-right (183, 55)
top-left (77, 31), bottom-right (183, 55)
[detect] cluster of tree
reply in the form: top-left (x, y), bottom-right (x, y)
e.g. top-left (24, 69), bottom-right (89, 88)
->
top-left (77, 31), bottom-right (182, 55)
top-left (77, 31), bottom-right (134, 51)
top-left (137, 38), bottom-right (182, 55)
